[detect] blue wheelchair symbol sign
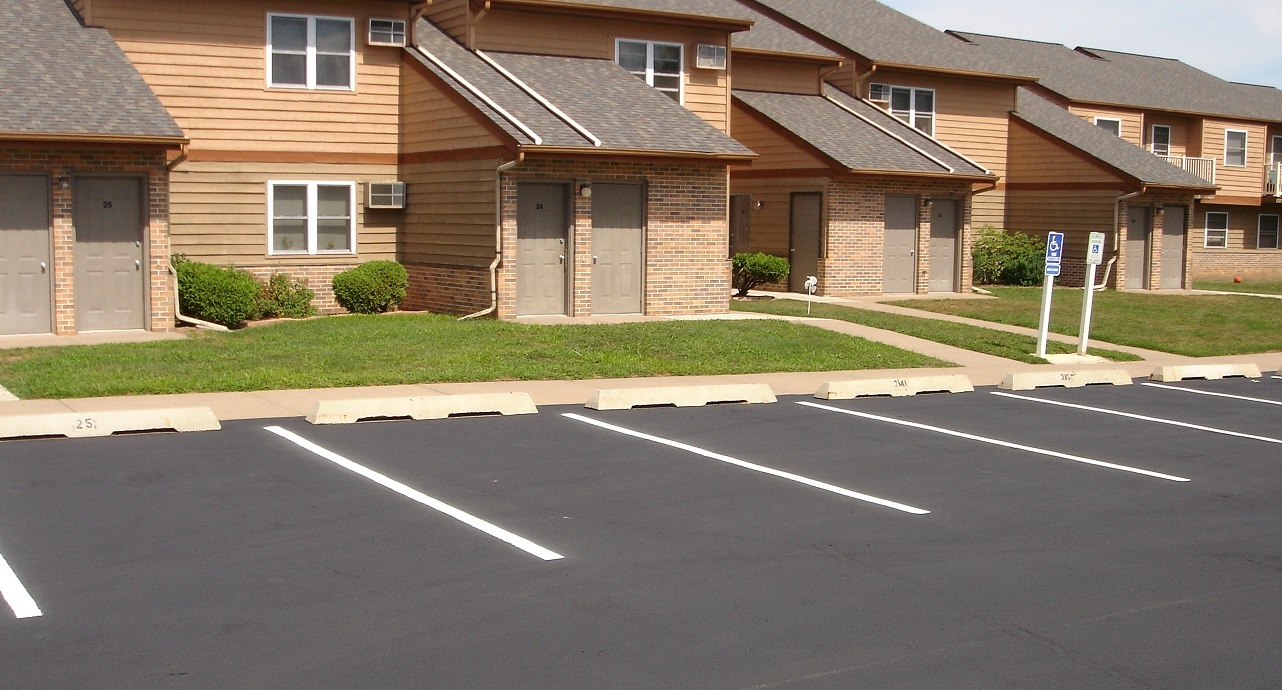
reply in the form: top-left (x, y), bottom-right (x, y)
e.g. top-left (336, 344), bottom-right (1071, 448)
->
top-left (1045, 232), bottom-right (1065, 262)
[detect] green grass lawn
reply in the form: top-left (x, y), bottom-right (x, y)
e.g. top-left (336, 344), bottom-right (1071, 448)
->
top-left (731, 299), bottom-right (1139, 364)
top-left (890, 287), bottom-right (1282, 357)
top-left (0, 314), bottom-right (950, 399)
top-left (1193, 280), bottom-right (1282, 295)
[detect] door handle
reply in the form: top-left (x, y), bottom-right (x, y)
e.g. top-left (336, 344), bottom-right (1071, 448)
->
top-left (558, 255), bottom-right (565, 265)
top-left (40, 262), bottom-right (47, 273)
top-left (592, 255), bottom-right (598, 264)
top-left (910, 250), bottom-right (916, 256)
top-left (135, 260), bottom-right (142, 270)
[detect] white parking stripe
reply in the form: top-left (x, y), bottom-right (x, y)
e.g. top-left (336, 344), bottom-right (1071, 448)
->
top-left (264, 426), bottom-right (564, 561)
top-left (1142, 382), bottom-right (1282, 407)
top-left (562, 413), bottom-right (930, 515)
top-left (0, 549), bottom-right (42, 619)
top-left (992, 391), bottom-right (1282, 446)
top-left (798, 401), bottom-right (1189, 482)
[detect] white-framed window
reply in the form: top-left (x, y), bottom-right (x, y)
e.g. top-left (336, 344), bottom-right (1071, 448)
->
top-left (1150, 124), bottom-right (1171, 156)
top-left (1271, 134), bottom-right (1282, 166)
top-left (268, 181), bottom-right (357, 255)
top-left (889, 86), bottom-right (935, 137)
top-left (267, 13), bottom-right (355, 90)
top-left (1224, 129), bottom-right (1248, 167)
top-left (1259, 214), bottom-right (1280, 250)
top-left (1204, 211), bottom-right (1229, 248)
top-left (616, 39), bottom-right (683, 102)
top-left (1094, 117), bottom-right (1122, 137)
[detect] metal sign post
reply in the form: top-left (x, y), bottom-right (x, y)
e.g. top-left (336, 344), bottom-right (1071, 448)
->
top-left (1036, 231), bottom-right (1064, 358)
top-left (1078, 232), bottom-right (1107, 355)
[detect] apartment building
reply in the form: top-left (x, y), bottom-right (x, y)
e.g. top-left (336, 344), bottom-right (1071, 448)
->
top-left (956, 32), bottom-right (1282, 284)
top-left (0, 0), bottom-right (185, 336)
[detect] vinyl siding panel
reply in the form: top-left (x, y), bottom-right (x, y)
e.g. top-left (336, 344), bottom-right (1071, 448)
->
top-left (730, 105), bottom-right (831, 170)
top-left (400, 58), bottom-right (504, 153)
top-left (1203, 119), bottom-right (1268, 198)
top-left (473, 8), bottom-right (732, 133)
top-left (423, 0), bottom-right (470, 43)
top-left (1068, 105), bottom-right (1143, 146)
top-left (1007, 120), bottom-right (1128, 185)
top-left (732, 57), bottom-right (822, 95)
top-left (94, 0), bottom-right (411, 154)
top-left (403, 159), bottom-right (501, 266)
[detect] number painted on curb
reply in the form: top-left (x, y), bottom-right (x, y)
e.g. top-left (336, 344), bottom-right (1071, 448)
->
top-left (1061, 373), bottom-right (1077, 381)
top-left (894, 379), bottom-right (908, 388)
top-left (73, 418), bottom-right (96, 431)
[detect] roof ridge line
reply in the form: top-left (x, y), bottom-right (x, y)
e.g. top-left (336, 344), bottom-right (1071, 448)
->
top-left (474, 49), bottom-right (601, 148)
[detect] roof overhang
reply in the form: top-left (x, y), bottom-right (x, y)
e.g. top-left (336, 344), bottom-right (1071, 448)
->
top-left (524, 145), bottom-right (756, 163)
top-left (0, 132), bottom-right (188, 148)
top-left (486, 0), bottom-right (755, 32)
top-left (732, 47), bottom-right (842, 66)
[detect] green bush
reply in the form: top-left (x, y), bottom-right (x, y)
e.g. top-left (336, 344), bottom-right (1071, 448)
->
top-left (332, 261), bottom-right (408, 314)
top-left (972, 226), bottom-right (1046, 286)
top-left (173, 258), bottom-right (259, 328)
top-left (253, 273), bottom-right (316, 320)
top-left (731, 252), bottom-right (791, 296)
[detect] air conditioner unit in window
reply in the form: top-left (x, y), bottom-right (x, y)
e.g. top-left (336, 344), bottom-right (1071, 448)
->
top-left (368, 18), bottom-right (407, 47)
top-left (868, 83), bottom-right (891, 104)
top-left (696, 44), bottom-right (727, 70)
top-left (366, 181), bottom-right (406, 209)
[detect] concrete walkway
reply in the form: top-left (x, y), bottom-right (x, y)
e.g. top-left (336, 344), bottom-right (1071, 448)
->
top-left (0, 296), bottom-right (1278, 423)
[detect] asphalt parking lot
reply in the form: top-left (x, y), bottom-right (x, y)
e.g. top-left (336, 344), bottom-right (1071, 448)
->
top-left (2, 376), bottom-right (1281, 688)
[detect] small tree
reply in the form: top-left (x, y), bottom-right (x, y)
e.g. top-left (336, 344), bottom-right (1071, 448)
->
top-left (731, 252), bottom-right (790, 297)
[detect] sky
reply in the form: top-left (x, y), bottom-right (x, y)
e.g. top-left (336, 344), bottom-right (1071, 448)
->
top-left (879, 0), bottom-right (1282, 89)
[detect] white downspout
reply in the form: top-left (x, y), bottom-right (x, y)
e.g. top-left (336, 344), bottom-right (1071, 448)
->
top-left (460, 157), bottom-right (521, 320)
top-left (1099, 188), bottom-right (1144, 290)
top-left (168, 264), bottom-right (230, 332)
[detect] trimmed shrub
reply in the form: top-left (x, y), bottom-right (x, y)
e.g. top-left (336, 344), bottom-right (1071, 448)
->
top-left (972, 226), bottom-right (1046, 286)
top-left (332, 261), bottom-right (408, 314)
top-left (732, 252), bottom-right (791, 297)
top-left (253, 273), bottom-right (316, 320)
top-left (173, 258), bottom-right (259, 328)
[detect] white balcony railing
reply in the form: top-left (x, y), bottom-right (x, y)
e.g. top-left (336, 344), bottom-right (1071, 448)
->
top-left (1160, 155), bottom-right (1217, 185)
top-left (1267, 163), bottom-right (1282, 197)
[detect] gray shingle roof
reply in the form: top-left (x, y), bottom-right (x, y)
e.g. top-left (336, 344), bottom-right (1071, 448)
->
top-left (0, 0), bottom-right (184, 140)
top-left (507, 0), bottom-right (756, 24)
top-left (1013, 88), bottom-right (1217, 190)
top-left (412, 20), bottom-right (753, 158)
top-left (729, 3), bottom-right (838, 59)
top-left (954, 32), bottom-right (1282, 123)
top-left (748, 0), bottom-right (1034, 79)
top-left (734, 87), bottom-right (991, 177)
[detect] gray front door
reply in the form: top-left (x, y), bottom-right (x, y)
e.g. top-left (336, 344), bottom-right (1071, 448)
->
top-left (0, 176), bottom-right (52, 335)
top-left (591, 183), bottom-right (644, 315)
top-left (788, 192), bottom-right (822, 292)
top-left (929, 199), bottom-right (959, 292)
top-left (1160, 205), bottom-right (1186, 289)
top-left (729, 194), bottom-right (751, 256)
top-left (74, 177), bottom-right (145, 331)
top-left (516, 182), bottom-right (570, 316)
top-left (883, 195), bottom-right (918, 294)
top-left (1126, 206), bottom-right (1151, 290)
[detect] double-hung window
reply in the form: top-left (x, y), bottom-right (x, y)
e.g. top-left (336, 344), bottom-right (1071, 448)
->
top-left (267, 14), bottom-right (355, 90)
top-left (1271, 134), bottom-right (1282, 166)
top-left (1204, 212), bottom-right (1229, 249)
top-left (889, 86), bottom-right (935, 136)
top-left (268, 182), bottom-right (356, 255)
top-left (616, 39), bottom-right (683, 102)
top-left (1259, 215), bottom-right (1280, 250)
top-left (1224, 130), bottom-right (1248, 167)
top-left (1150, 124), bottom-right (1171, 156)
top-left (1094, 117), bottom-right (1122, 137)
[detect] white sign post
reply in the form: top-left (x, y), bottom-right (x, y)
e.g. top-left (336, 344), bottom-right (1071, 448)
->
top-left (1078, 232), bottom-right (1107, 355)
top-left (1036, 232), bottom-right (1064, 358)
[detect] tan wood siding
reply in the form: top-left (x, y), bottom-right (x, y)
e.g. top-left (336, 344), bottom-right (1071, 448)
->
top-left (400, 59), bottom-right (503, 153)
top-left (730, 105), bottom-right (831, 170)
top-left (403, 158), bottom-right (501, 266)
top-left (1068, 105), bottom-right (1143, 146)
top-left (169, 161), bottom-right (400, 265)
top-left (1008, 120), bottom-right (1128, 185)
top-left (729, 178), bottom-right (826, 257)
top-left (732, 56), bottom-right (822, 95)
top-left (1145, 113), bottom-right (1194, 158)
top-left (1006, 190), bottom-right (1119, 256)
top-left (824, 63), bottom-right (855, 96)
top-left (1203, 119), bottom-right (1268, 197)
top-left (95, 0), bottom-right (411, 154)
top-left (473, 8), bottom-right (731, 132)
top-left (423, 0), bottom-right (470, 43)
top-left (1191, 203), bottom-right (1274, 252)
top-left (972, 189), bottom-right (1005, 230)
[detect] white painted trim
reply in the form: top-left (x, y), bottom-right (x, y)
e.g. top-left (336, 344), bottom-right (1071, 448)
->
top-left (1258, 213), bottom-right (1280, 250)
top-left (1224, 129), bottom-right (1249, 167)
top-left (615, 38), bottom-right (685, 105)
top-left (1203, 211), bottom-right (1229, 248)
top-left (414, 48), bottom-right (543, 145)
top-left (1150, 124), bottom-right (1171, 156)
top-left (886, 85), bottom-right (935, 137)
top-left (825, 94), bottom-right (954, 173)
top-left (266, 13), bottom-right (356, 91)
top-left (267, 181), bottom-right (357, 256)
top-left (1093, 117), bottom-right (1122, 137)
top-left (1272, 134), bottom-right (1282, 166)
top-left (475, 49), bottom-right (601, 147)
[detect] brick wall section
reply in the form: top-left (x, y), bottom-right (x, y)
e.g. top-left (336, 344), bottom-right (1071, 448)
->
top-left (496, 158), bottom-right (731, 319)
top-left (1048, 193), bottom-right (1197, 290)
top-left (821, 177), bottom-right (974, 296)
top-left (1190, 252), bottom-right (1282, 281)
top-left (401, 263), bottom-right (491, 314)
top-left (238, 263), bottom-right (355, 314)
top-left (1, 144), bottom-right (173, 334)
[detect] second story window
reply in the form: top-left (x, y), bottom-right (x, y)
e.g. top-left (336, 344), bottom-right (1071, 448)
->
top-left (1094, 117), bottom-right (1122, 137)
top-left (889, 86), bottom-right (934, 137)
top-left (616, 39), bottom-right (683, 102)
top-left (1271, 134), bottom-right (1282, 166)
top-left (268, 14), bottom-right (355, 90)
top-left (1224, 130), bottom-right (1248, 167)
top-left (1150, 125), bottom-right (1171, 156)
